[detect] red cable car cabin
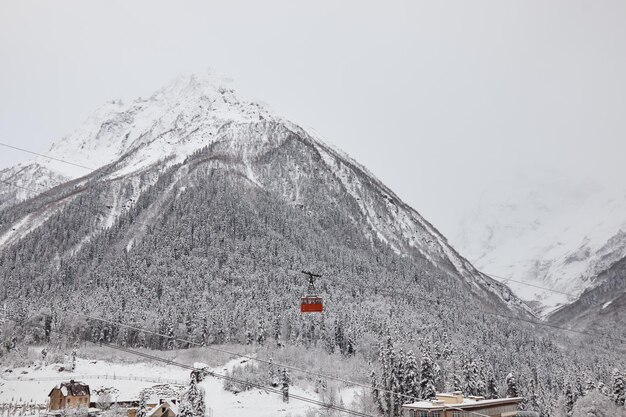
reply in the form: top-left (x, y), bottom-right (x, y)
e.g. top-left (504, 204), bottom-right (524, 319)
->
top-left (301, 295), bottom-right (323, 313)
top-left (300, 271), bottom-right (323, 313)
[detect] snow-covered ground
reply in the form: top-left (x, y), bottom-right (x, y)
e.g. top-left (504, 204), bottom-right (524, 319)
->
top-left (0, 358), bottom-right (187, 404)
top-left (0, 355), bottom-right (356, 417)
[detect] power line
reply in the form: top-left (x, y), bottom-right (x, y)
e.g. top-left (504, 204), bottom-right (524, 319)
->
top-left (0, 142), bottom-right (95, 171)
top-left (1, 181), bottom-right (623, 348)
top-left (2, 311), bottom-right (525, 417)
top-left (1, 314), bottom-right (377, 417)
top-left (483, 272), bottom-right (574, 298)
top-left (2, 171), bottom-right (624, 346)
top-left (99, 342), bottom-right (376, 417)
top-left (1, 146), bottom-right (623, 377)
top-left (0, 141), bottom-right (586, 302)
top-left (58, 307), bottom-right (422, 404)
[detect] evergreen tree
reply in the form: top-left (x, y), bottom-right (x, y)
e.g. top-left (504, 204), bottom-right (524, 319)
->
top-left (256, 320), bottom-right (266, 345)
top-left (420, 353), bottom-right (436, 400)
top-left (565, 383), bottom-right (575, 417)
top-left (372, 370), bottom-right (383, 415)
top-left (390, 349), bottom-right (404, 416)
top-left (179, 371), bottom-right (206, 417)
top-left (506, 372), bottom-right (518, 398)
top-left (403, 351), bottom-right (420, 402)
top-left (462, 358), bottom-right (477, 396)
top-left (485, 368), bottom-right (498, 400)
top-left (281, 368), bottom-right (290, 403)
top-left (70, 349), bottom-right (77, 372)
top-left (584, 377), bottom-right (595, 395)
top-left (613, 369), bottom-right (625, 407)
top-left (475, 358), bottom-right (486, 397)
top-left (268, 357), bottom-right (279, 387)
top-left (136, 395), bottom-right (148, 417)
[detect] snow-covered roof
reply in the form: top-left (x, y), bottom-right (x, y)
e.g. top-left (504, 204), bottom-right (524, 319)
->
top-left (48, 380), bottom-right (90, 397)
top-left (147, 399), bottom-right (179, 417)
top-left (403, 396), bottom-right (524, 410)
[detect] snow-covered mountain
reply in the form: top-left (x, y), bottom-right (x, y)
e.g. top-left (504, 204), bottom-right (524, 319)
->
top-left (4, 74), bottom-right (625, 417)
top-left (0, 73), bottom-right (274, 207)
top-left (0, 72), bottom-right (526, 315)
top-left (453, 169), bottom-right (626, 314)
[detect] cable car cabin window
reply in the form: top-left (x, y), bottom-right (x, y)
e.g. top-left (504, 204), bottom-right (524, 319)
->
top-left (301, 296), bottom-right (323, 313)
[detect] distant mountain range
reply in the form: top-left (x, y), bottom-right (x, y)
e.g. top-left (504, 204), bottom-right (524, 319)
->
top-left (452, 170), bottom-right (626, 329)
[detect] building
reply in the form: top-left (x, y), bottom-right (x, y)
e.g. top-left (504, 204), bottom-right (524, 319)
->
top-left (402, 392), bottom-right (523, 417)
top-left (48, 380), bottom-right (91, 412)
top-left (128, 398), bottom-right (180, 417)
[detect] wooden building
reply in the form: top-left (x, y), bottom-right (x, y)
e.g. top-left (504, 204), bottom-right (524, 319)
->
top-left (48, 380), bottom-right (91, 411)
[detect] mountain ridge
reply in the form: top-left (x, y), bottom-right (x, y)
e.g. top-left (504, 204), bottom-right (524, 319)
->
top-left (0, 72), bottom-right (529, 317)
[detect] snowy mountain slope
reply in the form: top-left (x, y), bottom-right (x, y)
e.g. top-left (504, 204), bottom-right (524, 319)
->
top-left (549, 251), bottom-right (626, 334)
top-left (452, 169), bottom-right (626, 313)
top-left (0, 163), bottom-right (69, 209)
top-left (0, 72), bottom-right (526, 315)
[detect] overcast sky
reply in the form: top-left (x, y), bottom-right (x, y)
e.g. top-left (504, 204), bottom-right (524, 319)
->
top-left (1, 0), bottom-right (625, 239)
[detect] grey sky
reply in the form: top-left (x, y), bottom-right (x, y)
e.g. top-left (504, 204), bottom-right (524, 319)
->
top-left (1, 0), bottom-right (625, 240)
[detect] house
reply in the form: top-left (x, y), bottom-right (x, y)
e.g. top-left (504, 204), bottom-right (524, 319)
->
top-left (48, 380), bottom-right (91, 411)
top-left (128, 398), bottom-right (179, 417)
top-left (402, 392), bottom-right (523, 417)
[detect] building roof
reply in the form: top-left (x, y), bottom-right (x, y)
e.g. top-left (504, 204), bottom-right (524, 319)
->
top-left (403, 395), bottom-right (524, 410)
top-left (48, 380), bottom-right (90, 397)
top-left (147, 399), bottom-right (179, 416)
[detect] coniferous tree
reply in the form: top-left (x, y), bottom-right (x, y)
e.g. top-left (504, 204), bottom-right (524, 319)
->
top-left (584, 377), bottom-right (595, 395)
top-left (136, 395), bottom-right (148, 417)
top-left (179, 371), bottom-right (206, 417)
top-left (281, 368), bottom-right (290, 403)
top-left (390, 349), bottom-right (404, 417)
top-left (462, 358), bottom-right (477, 396)
top-left (613, 369), bottom-right (625, 407)
top-left (565, 383), bottom-right (575, 417)
top-left (475, 358), bottom-right (486, 397)
top-left (372, 370), bottom-right (383, 415)
top-left (452, 372), bottom-right (463, 393)
top-left (403, 351), bottom-right (420, 402)
top-left (268, 357), bottom-right (279, 387)
top-left (71, 349), bottom-right (77, 372)
top-left (485, 368), bottom-right (498, 400)
top-left (506, 372), bottom-right (518, 398)
top-left (420, 353), bottom-right (437, 400)
top-left (256, 321), bottom-right (266, 345)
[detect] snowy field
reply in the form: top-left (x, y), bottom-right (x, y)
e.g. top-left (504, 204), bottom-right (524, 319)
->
top-left (0, 354), bottom-right (359, 417)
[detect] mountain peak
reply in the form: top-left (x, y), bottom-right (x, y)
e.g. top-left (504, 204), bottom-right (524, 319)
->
top-left (28, 73), bottom-right (279, 178)
top-left (150, 71), bottom-right (237, 103)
